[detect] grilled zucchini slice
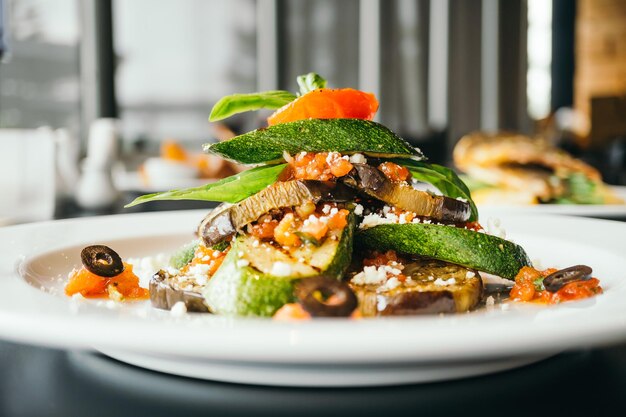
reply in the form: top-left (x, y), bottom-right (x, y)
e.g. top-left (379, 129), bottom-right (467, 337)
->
top-left (203, 210), bottom-right (356, 316)
top-left (356, 223), bottom-right (531, 279)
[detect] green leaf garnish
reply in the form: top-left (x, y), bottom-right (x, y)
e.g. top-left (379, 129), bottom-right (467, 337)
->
top-left (169, 240), bottom-right (200, 269)
top-left (393, 159), bottom-right (479, 221)
top-left (209, 91), bottom-right (297, 122)
top-left (296, 72), bottom-right (328, 95)
top-left (125, 164), bottom-right (287, 207)
top-left (560, 173), bottom-right (604, 204)
top-left (533, 277), bottom-right (545, 292)
top-left (211, 241), bottom-right (231, 252)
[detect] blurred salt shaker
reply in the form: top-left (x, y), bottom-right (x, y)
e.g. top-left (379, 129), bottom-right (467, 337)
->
top-left (76, 119), bottom-right (120, 210)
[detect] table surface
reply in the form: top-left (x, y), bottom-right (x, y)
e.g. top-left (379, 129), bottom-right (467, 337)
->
top-left (2, 203), bottom-right (625, 417)
top-left (2, 340), bottom-right (626, 417)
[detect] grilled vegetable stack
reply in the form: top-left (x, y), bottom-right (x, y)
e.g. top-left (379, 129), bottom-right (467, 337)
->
top-left (128, 73), bottom-right (531, 317)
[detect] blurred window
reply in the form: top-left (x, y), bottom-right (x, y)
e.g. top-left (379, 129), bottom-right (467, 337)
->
top-left (527, 0), bottom-right (552, 120)
top-left (113, 0), bottom-right (257, 145)
top-left (0, 0), bottom-right (80, 133)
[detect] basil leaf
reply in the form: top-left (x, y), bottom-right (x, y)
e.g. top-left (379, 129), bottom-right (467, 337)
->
top-left (393, 159), bottom-right (479, 221)
top-left (125, 164), bottom-right (287, 207)
top-left (297, 72), bottom-right (327, 95)
top-left (209, 91), bottom-right (297, 122)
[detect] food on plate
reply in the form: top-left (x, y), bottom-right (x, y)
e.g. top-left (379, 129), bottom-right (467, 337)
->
top-left (350, 253), bottom-right (483, 316)
top-left (453, 131), bottom-right (623, 205)
top-left (510, 265), bottom-right (602, 304)
top-left (66, 73), bottom-right (603, 316)
top-left (65, 245), bottom-right (148, 300)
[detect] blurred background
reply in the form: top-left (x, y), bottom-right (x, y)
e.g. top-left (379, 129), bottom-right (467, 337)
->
top-left (0, 0), bottom-right (625, 222)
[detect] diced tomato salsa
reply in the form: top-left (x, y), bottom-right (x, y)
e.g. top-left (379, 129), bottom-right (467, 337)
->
top-left (362, 250), bottom-right (408, 282)
top-left (290, 151), bottom-right (353, 181)
top-left (378, 162), bottom-right (409, 182)
top-left (509, 266), bottom-right (603, 304)
top-left (249, 203), bottom-right (350, 248)
top-left (65, 262), bottom-right (149, 300)
top-left (180, 244), bottom-right (229, 276)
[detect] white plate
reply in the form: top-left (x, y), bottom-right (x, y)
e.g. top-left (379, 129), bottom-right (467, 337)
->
top-left (475, 186), bottom-right (626, 218)
top-left (1, 210), bottom-right (626, 386)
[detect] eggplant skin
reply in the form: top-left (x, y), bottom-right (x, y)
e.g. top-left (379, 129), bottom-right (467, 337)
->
top-left (378, 291), bottom-right (456, 315)
top-left (343, 164), bottom-right (471, 223)
top-left (149, 270), bottom-right (209, 313)
top-left (198, 180), bottom-right (356, 247)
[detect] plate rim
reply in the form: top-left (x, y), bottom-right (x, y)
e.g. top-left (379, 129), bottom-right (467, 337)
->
top-left (1, 210), bottom-right (626, 364)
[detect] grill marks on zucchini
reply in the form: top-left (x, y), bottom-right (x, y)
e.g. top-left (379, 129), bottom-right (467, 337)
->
top-left (204, 119), bottom-right (424, 165)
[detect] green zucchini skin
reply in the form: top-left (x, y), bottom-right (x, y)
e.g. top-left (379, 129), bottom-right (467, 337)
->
top-left (203, 242), bottom-right (295, 317)
top-left (204, 119), bottom-right (423, 164)
top-left (203, 211), bottom-right (356, 317)
top-left (356, 224), bottom-right (531, 280)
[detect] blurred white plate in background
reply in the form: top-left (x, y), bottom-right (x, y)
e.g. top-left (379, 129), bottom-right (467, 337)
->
top-left (477, 186), bottom-right (626, 218)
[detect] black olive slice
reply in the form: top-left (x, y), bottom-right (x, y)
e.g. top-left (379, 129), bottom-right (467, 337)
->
top-left (294, 276), bottom-right (357, 317)
top-left (543, 265), bottom-right (592, 292)
top-left (81, 245), bottom-right (124, 277)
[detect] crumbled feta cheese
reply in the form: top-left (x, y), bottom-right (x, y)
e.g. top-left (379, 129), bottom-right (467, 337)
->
top-left (380, 277), bottom-right (401, 291)
top-left (434, 277), bottom-right (457, 286)
top-left (351, 266), bottom-right (388, 285)
top-left (271, 262), bottom-right (292, 276)
top-left (108, 285), bottom-right (124, 302)
top-left (127, 253), bottom-right (170, 288)
top-left (354, 204), bottom-right (364, 216)
top-left (486, 296), bottom-right (495, 306)
top-left (187, 263), bottom-right (211, 278)
top-left (325, 152), bottom-right (341, 164)
top-left (236, 259), bottom-right (250, 268)
top-left (466, 271), bottom-right (475, 279)
top-left (170, 301), bottom-right (187, 317)
top-left (349, 153), bottom-right (367, 164)
top-left (456, 197), bottom-right (468, 203)
top-left (322, 205), bottom-right (331, 215)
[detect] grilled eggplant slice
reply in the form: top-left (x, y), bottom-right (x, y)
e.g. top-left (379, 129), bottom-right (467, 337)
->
top-left (351, 258), bottom-right (482, 316)
top-left (149, 270), bottom-right (209, 312)
top-left (198, 180), bottom-right (355, 246)
top-left (342, 164), bottom-right (471, 223)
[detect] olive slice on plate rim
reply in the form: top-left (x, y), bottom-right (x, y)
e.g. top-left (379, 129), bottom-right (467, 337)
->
top-left (81, 245), bottom-right (124, 277)
top-left (294, 276), bottom-right (357, 317)
top-left (543, 265), bottom-right (592, 292)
